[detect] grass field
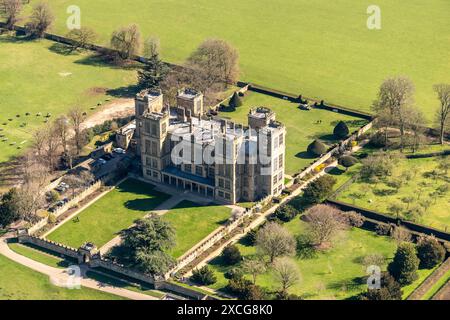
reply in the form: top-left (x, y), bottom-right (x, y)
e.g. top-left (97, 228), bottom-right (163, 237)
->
top-left (0, 34), bottom-right (136, 163)
top-left (161, 200), bottom-right (232, 259)
top-left (206, 217), bottom-right (432, 299)
top-left (336, 156), bottom-right (450, 231)
top-left (0, 254), bottom-right (124, 300)
top-left (8, 242), bottom-right (73, 269)
top-left (220, 91), bottom-right (367, 174)
top-left (46, 179), bottom-right (171, 248)
top-left (422, 269), bottom-right (450, 300)
top-left (23, 0), bottom-right (450, 121)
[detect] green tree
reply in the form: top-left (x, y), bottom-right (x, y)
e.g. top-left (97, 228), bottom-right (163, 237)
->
top-left (416, 235), bottom-right (446, 269)
top-left (0, 188), bottom-right (21, 227)
top-left (388, 242), bottom-right (419, 285)
top-left (339, 155), bottom-right (358, 171)
top-left (191, 266), bottom-right (217, 285)
top-left (358, 272), bottom-right (403, 300)
top-left (274, 204), bottom-right (298, 222)
top-left (307, 139), bottom-right (327, 156)
top-left (221, 245), bottom-right (242, 265)
top-left (333, 121), bottom-right (350, 139)
top-left (122, 215), bottom-right (176, 275)
top-left (229, 92), bottom-right (242, 108)
top-left (302, 175), bottom-right (337, 204)
top-left (137, 37), bottom-right (169, 89)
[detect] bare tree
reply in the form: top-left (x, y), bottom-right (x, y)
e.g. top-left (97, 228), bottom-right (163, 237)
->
top-left (187, 39), bottom-right (239, 87)
top-left (0, 0), bottom-right (22, 29)
top-left (54, 115), bottom-right (70, 154)
top-left (66, 27), bottom-right (97, 52)
top-left (433, 84), bottom-right (450, 145)
top-left (304, 204), bottom-right (348, 248)
top-left (110, 24), bottom-right (141, 61)
top-left (272, 258), bottom-right (301, 295)
top-left (25, 2), bottom-right (54, 38)
top-left (241, 256), bottom-right (266, 284)
top-left (255, 222), bottom-right (296, 263)
top-left (373, 76), bottom-right (415, 151)
top-left (406, 106), bottom-right (426, 153)
top-left (68, 106), bottom-right (86, 155)
top-left (42, 123), bottom-right (61, 169)
top-left (32, 127), bottom-right (47, 158)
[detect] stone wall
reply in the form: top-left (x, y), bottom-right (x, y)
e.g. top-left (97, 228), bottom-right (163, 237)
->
top-left (18, 232), bottom-right (79, 259)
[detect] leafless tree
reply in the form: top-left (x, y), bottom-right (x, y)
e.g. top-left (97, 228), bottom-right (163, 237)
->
top-left (110, 24), bottom-right (141, 61)
top-left (433, 84), bottom-right (450, 145)
top-left (255, 222), bottom-right (296, 263)
top-left (42, 123), bottom-right (61, 169)
top-left (0, 0), bottom-right (22, 29)
top-left (304, 204), bottom-right (348, 248)
top-left (406, 106), bottom-right (426, 153)
top-left (390, 226), bottom-right (411, 244)
top-left (25, 2), bottom-right (54, 38)
top-left (373, 76), bottom-right (415, 151)
top-left (241, 256), bottom-right (266, 284)
top-left (32, 127), bottom-right (47, 158)
top-left (54, 115), bottom-right (70, 154)
top-left (272, 258), bottom-right (301, 295)
top-left (66, 27), bottom-right (97, 52)
top-left (143, 36), bottom-right (160, 58)
top-left (185, 38), bottom-right (239, 93)
top-left (68, 106), bottom-right (86, 155)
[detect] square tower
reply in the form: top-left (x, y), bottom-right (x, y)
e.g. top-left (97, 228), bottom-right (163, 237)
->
top-left (177, 88), bottom-right (204, 117)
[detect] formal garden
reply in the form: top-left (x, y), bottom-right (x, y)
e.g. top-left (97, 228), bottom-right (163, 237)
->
top-left (220, 91), bottom-right (368, 175)
top-left (46, 178), bottom-right (171, 248)
top-left (160, 200), bottom-right (232, 259)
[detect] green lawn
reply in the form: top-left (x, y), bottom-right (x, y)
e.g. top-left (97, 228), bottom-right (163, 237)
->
top-left (8, 242), bottom-right (74, 269)
top-left (162, 200), bottom-right (232, 259)
top-left (0, 254), bottom-right (124, 300)
top-left (421, 269), bottom-right (450, 300)
top-left (46, 179), bottom-right (171, 248)
top-left (220, 91), bottom-right (367, 174)
top-left (0, 34), bottom-right (137, 163)
top-left (336, 156), bottom-right (450, 231)
top-left (206, 217), bottom-right (433, 299)
top-left (23, 0), bottom-right (450, 122)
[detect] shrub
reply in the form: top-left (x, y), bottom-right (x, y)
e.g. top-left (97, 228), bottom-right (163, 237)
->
top-left (221, 245), bottom-right (242, 265)
top-left (333, 121), bottom-right (350, 139)
top-left (274, 204), bottom-right (298, 222)
top-left (48, 213), bottom-right (57, 224)
top-left (229, 92), bottom-right (242, 108)
top-left (369, 132), bottom-right (388, 148)
top-left (358, 272), bottom-right (403, 300)
top-left (224, 267), bottom-right (244, 280)
top-left (343, 211), bottom-right (364, 227)
top-left (302, 175), bottom-right (337, 204)
top-left (246, 229), bottom-right (257, 245)
top-left (388, 243), bottom-right (419, 285)
top-left (416, 236), bottom-right (446, 269)
top-left (47, 190), bottom-right (60, 203)
top-left (307, 140), bottom-right (327, 156)
top-left (191, 266), bottom-right (217, 285)
top-left (361, 254), bottom-right (386, 268)
top-left (225, 276), bottom-right (254, 299)
top-left (339, 155), bottom-right (358, 170)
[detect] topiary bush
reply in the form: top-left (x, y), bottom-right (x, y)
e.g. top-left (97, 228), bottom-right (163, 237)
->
top-left (416, 235), bottom-right (446, 269)
top-left (229, 92), bottom-right (243, 108)
top-left (191, 266), bottom-right (217, 285)
top-left (221, 245), bottom-right (242, 265)
top-left (339, 155), bottom-right (358, 170)
top-left (307, 140), bottom-right (327, 156)
top-left (388, 242), bottom-right (419, 286)
top-left (274, 204), bottom-right (299, 222)
top-left (333, 121), bottom-right (350, 139)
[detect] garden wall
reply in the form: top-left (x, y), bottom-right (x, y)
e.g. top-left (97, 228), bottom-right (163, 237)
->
top-left (326, 199), bottom-right (450, 243)
top-left (18, 231), bottom-right (79, 259)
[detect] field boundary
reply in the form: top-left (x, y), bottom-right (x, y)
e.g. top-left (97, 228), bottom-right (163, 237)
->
top-left (326, 199), bottom-right (450, 243)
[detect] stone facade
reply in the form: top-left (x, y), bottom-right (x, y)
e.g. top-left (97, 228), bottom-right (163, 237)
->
top-left (135, 89), bottom-right (286, 204)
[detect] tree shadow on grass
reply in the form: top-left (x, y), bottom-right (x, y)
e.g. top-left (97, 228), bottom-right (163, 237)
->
top-left (327, 276), bottom-right (366, 292)
top-left (106, 84), bottom-right (142, 99)
top-left (326, 166), bottom-right (346, 176)
top-left (295, 151), bottom-right (317, 159)
top-left (123, 198), bottom-right (166, 212)
top-left (48, 43), bottom-right (76, 56)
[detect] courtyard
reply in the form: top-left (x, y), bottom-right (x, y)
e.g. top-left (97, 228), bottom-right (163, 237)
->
top-left (46, 178), bottom-right (171, 248)
top-left (220, 91), bottom-right (368, 175)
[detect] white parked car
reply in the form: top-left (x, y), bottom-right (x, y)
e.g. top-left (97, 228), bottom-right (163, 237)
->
top-left (113, 148), bottom-right (126, 154)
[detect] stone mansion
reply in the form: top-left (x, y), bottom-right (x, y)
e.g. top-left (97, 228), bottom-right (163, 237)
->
top-left (134, 88), bottom-right (286, 204)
